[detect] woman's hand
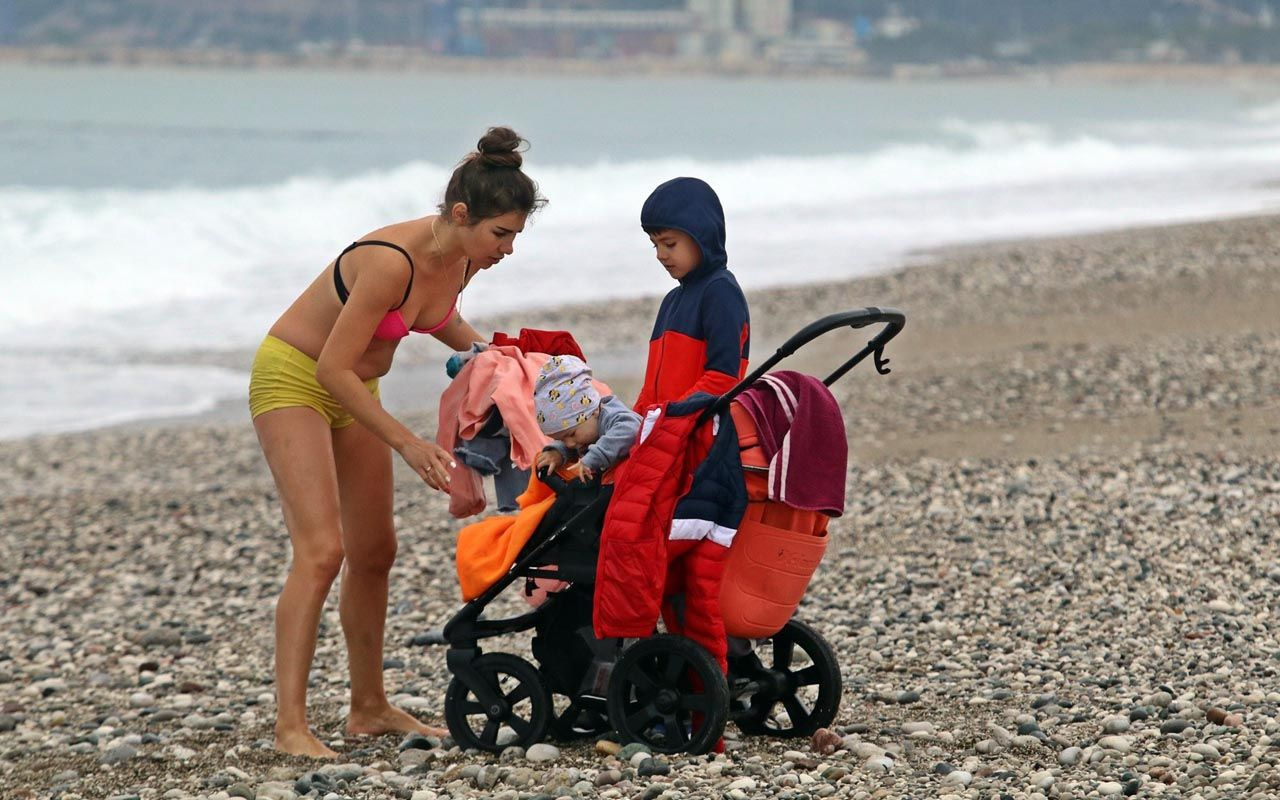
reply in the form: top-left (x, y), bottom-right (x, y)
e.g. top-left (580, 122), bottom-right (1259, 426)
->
top-left (397, 438), bottom-right (455, 492)
top-left (535, 449), bottom-right (564, 474)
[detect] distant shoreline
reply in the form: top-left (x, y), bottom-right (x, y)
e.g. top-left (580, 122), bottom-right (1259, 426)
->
top-left (4, 44), bottom-right (1280, 85)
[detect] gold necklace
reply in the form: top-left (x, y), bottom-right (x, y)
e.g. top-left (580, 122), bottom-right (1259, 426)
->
top-left (430, 217), bottom-right (446, 265)
top-left (433, 217), bottom-right (470, 313)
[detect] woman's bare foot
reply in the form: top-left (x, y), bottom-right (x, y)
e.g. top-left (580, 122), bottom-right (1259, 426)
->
top-left (347, 704), bottom-right (447, 738)
top-left (275, 727), bottom-right (339, 759)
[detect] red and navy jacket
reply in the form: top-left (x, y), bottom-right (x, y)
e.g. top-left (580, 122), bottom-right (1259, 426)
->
top-left (635, 177), bottom-right (750, 412)
top-left (593, 393), bottom-right (746, 639)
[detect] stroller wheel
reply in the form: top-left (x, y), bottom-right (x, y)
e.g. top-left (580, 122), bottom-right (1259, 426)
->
top-left (444, 653), bottom-right (551, 752)
top-left (606, 635), bottom-right (728, 755)
top-left (732, 618), bottom-right (841, 737)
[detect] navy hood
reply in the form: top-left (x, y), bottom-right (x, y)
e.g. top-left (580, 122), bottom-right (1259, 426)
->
top-left (640, 177), bottom-right (727, 277)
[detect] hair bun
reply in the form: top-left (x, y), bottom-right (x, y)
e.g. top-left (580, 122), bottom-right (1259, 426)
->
top-left (475, 126), bottom-right (525, 168)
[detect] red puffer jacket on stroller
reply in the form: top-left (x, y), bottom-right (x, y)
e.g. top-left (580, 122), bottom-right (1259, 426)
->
top-left (593, 393), bottom-right (746, 671)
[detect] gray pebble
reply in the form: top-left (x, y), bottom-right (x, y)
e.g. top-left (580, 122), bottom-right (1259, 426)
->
top-left (617, 742), bottom-right (651, 760)
top-left (227, 783), bottom-right (255, 800)
top-left (637, 757), bottom-right (670, 777)
top-left (944, 770), bottom-right (973, 786)
top-left (525, 742), bottom-right (560, 762)
top-left (594, 769), bottom-right (622, 787)
top-left (398, 732), bottom-right (438, 751)
top-left (138, 628), bottom-right (183, 647)
top-left (100, 744), bottom-right (139, 765)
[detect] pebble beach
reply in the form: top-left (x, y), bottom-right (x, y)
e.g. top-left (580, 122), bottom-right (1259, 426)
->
top-left (3, 214), bottom-right (1279, 799)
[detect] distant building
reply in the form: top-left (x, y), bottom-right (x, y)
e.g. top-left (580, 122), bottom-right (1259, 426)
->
top-left (454, 2), bottom-right (694, 58)
top-left (764, 16), bottom-right (864, 68)
top-left (0, 0), bottom-right (13, 44)
top-left (684, 0), bottom-right (795, 62)
top-left (687, 0), bottom-right (736, 33)
top-left (741, 0), bottom-right (792, 39)
top-left (1146, 38), bottom-right (1188, 62)
top-left (876, 3), bottom-right (920, 39)
top-left (435, 0), bottom-right (871, 67)
top-left (425, 0), bottom-right (459, 54)
top-left (993, 39), bottom-right (1033, 61)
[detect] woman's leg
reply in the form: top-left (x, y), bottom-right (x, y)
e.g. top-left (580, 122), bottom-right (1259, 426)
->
top-left (255, 407), bottom-right (346, 758)
top-left (333, 418), bottom-right (447, 737)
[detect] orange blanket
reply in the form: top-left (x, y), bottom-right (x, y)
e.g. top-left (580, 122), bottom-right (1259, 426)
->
top-left (454, 474), bottom-right (556, 601)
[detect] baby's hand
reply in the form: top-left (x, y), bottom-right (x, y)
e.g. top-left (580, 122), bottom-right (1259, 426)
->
top-left (535, 450), bottom-right (564, 473)
top-left (569, 463), bottom-right (595, 482)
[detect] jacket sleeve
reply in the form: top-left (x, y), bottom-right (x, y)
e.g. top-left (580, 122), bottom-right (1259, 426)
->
top-left (633, 383), bottom-right (654, 415)
top-left (633, 292), bottom-right (675, 412)
top-left (581, 406), bottom-right (642, 474)
top-left (681, 368), bottom-right (739, 399)
top-left (682, 279), bottom-right (749, 399)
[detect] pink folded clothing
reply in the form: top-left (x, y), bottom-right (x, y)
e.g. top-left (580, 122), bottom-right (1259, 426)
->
top-left (735, 370), bottom-right (847, 517)
top-left (437, 346), bottom-right (550, 518)
top-left (437, 345), bottom-right (614, 519)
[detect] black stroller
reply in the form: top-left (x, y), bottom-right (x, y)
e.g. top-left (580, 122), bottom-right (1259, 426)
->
top-left (418, 307), bottom-right (905, 755)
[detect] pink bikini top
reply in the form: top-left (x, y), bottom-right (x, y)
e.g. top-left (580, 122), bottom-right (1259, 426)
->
top-left (333, 240), bottom-right (465, 340)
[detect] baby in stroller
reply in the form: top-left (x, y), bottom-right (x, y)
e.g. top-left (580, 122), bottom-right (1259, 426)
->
top-left (428, 308), bottom-right (904, 755)
top-left (524, 354), bottom-right (641, 605)
top-left (533, 355), bottom-right (642, 487)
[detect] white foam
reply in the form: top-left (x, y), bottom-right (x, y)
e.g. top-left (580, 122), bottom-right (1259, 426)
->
top-left (4, 129), bottom-right (1279, 350)
top-left (0, 354), bottom-right (246, 439)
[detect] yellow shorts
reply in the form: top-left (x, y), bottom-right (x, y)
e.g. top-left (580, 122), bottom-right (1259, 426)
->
top-left (248, 335), bottom-right (380, 428)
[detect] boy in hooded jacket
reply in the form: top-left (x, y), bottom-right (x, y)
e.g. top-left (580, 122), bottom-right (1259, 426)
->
top-left (606, 178), bottom-right (749, 752)
top-left (634, 177), bottom-right (750, 412)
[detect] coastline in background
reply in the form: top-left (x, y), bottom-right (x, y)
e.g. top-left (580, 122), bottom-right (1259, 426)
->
top-left (6, 44), bottom-right (1280, 85)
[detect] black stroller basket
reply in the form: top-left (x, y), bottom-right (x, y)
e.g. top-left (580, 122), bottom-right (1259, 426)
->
top-left (420, 306), bottom-right (905, 754)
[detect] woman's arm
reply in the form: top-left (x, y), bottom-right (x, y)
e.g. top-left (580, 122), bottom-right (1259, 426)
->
top-left (433, 312), bottom-right (487, 351)
top-left (316, 248), bottom-right (454, 491)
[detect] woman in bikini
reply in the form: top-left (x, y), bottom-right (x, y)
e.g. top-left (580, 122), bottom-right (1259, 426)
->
top-left (249, 126), bottom-right (546, 757)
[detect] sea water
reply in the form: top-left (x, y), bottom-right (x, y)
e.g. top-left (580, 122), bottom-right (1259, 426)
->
top-left (2, 64), bottom-right (1279, 439)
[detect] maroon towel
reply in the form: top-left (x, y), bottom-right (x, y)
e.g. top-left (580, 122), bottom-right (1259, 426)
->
top-left (736, 371), bottom-right (847, 516)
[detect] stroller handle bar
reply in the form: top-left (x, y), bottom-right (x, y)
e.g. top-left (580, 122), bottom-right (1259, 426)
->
top-left (699, 306), bottom-right (905, 423)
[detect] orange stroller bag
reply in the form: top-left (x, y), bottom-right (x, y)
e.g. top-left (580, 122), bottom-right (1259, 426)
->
top-left (719, 401), bottom-right (830, 639)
